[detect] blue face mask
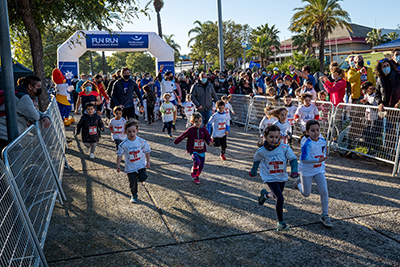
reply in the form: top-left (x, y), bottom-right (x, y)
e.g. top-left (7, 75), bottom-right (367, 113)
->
top-left (254, 77), bottom-right (259, 81)
top-left (277, 83), bottom-right (282, 88)
top-left (146, 77), bottom-right (150, 80)
top-left (88, 78), bottom-right (92, 81)
top-left (219, 79), bottom-right (225, 83)
top-left (85, 86), bottom-right (92, 92)
top-left (396, 56), bottom-right (400, 63)
top-left (201, 78), bottom-right (208, 83)
top-left (383, 66), bottom-right (391, 75)
top-left (262, 71), bottom-right (267, 75)
top-left (349, 61), bottom-right (356, 68)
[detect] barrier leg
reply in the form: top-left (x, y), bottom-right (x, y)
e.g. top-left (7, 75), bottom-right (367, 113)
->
top-left (392, 138), bottom-right (400, 177)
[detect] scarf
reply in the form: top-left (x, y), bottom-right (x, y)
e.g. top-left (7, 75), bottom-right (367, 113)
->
top-left (264, 140), bottom-right (281, 151)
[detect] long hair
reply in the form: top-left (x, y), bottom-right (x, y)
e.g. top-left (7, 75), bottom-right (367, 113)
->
top-left (375, 58), bottom-right (398, 78)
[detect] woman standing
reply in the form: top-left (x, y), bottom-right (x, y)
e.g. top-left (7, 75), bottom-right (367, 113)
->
top-left (320, 67), bottom-right (346, 107)
top-left (75, 81), bottom-right (102, 115)
top-left (375, 58), bottom-right (400, 110)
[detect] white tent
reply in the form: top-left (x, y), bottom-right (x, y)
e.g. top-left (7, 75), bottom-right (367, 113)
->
top-left (57, 31), bottom-right (175, 77)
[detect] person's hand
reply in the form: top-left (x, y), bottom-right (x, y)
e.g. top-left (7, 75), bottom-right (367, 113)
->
top-left (378, 103), bottom-right (384, 111)
top-left (100, 128), bottom-right (104, 131)
top-left (41, 117), bottom-right (51, 128)
top-left (119, 105), bottom-right (124, 109)
top-left (140, 106), bottom-right (144, 113)
top-left (116, 165), bottom-right (121, 173)
top-left (75, 110), bottom-right (79, 115)
top-left (395, 103), bottom-right (399, 108)
top-left (197, 105), bottom-right (203, 110)
top-left (208, 141), bottom-right (213, 146)
top-left (232, 112), bottom-right (235, 115)
top-left (225, 131), bottom-right (229, 136)
top-left (319, 156), bottom-right (327, 163)
top-left (160, 65), bottom-right (164, 72)
top-left (146, 161), bottom-right (150, 168)
top-left (360, 98), bottom-right (367, 103)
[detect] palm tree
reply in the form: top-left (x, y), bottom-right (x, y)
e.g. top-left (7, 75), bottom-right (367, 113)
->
top-left (386, 31), bottom-right (399, 42)
top-left (291, 26), bottom-right (315, 55)
top-left (290, 0), bottom-right (351, 72)
top-left (154, 0), bottom-right (164, 38)
top-left (248, 23), bottom-right (280, 68)
top-left (366, 29), bottom-right (388, 47)
top-left (163, 34), bottom-right (181, 63)
top-left (188, 20), bottom-right (215, 68)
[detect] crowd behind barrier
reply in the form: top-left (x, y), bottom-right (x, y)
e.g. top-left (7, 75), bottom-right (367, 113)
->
top-left (0, 97), bottom-right (67, 267)
top-left (215, 93), bottom-right (400, 177)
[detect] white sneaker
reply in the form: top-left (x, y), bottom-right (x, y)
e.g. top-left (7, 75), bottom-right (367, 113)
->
top-left (90, 153), bottom-right (95, 159)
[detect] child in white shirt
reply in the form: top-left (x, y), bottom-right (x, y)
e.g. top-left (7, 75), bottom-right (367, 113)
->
top-left (272, 107), bottom-right (292, 145)
top-left (294, 93), bottom-right (319, 133)
top-left (109, 106), bottom-right (127, 150)
top-left (116, 119), bottom-right (151, 203)
top-left (222, 95), bottom-right (235, 121)
top-left (183, 95), bottom-right (195, 128)
top-left (207, 100), bottom-right (230, 161)
top-left (160, 93), bottom-right (176, 137)
top-left (259, 106), bottom-right (278, 138)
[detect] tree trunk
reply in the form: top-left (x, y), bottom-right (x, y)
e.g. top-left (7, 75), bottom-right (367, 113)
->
top-left (157, 12), bottom-right (162, 38)
top-left (318, 30), bottom-right (326, 72)
top-left (17, 0), bottom-right (48, 111)
top-left (102, 51), bottom-right (106, 75)
top-left (260, 54), bottom-right (264, 68)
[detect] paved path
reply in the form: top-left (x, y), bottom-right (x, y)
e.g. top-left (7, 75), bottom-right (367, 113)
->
top-left (43, 114), bottom-right (400, 266)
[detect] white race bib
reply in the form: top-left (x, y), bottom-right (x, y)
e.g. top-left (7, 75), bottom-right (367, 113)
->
top-left (89, 126), bottom-right (97, 135)
top-left (194, 139), bottom-right (205, 150)
top-left (269, 161), bottom-right (284, 174)
top-left (128, 150), bottom-right (141, 163)
top-left (114, 126), bottom-right (123, 134)
top-left (218, 122), bottom-right (226, 131)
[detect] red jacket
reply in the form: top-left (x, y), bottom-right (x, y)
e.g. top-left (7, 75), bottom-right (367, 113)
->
top-left (323, 78), bottom-right (346, 107)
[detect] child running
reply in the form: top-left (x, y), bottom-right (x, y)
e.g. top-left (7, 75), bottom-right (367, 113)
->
top-left (109, 106), bottom-right (126, 150)
top-left (160, 93), bottom-right (176, 137)
top-left (259, 106), bottom-right (278, 138)
top-left (182, 95), bottom-right (195, 128)
top-left (207, 100), bottom-right (230, 161)
top-left (294, 93), bottom-right (319, 133)
top-left (249, 124), bottom-right (298, 231)
top-left (272, 107), bottom-right (292, 145)
top-left (116, 119), bottom-right (151, 203)
top-left (76, 103), bottom-right (104, 159)
top-left (293, 120), bottom-right (332, 228)
top-left (174, 113), bottom-right (213, 184)
top-left (222, 95), bottom-right (236, 121)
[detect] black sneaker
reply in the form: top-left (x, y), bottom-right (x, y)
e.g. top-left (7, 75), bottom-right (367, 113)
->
top-left (258, 189), bottom-right (268, 205)
top-left (320, 215), bottom-right (333, 228)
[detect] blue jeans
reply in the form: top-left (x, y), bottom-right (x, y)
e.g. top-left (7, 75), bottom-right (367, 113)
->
top-left (200, 110), bottom-right (213, 126)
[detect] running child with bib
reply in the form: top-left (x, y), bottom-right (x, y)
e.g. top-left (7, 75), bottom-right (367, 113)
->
top-left (207, 100), bottom-right (230, 161)
top-left (109, 106), bottom-right (126, 150)
top-left (294, 93), bottom-right (319, 133)
top-left (293, 120), bottom-right (332, 228)
top-left (249, 124), bottom-right (299, 231)
top-left (272, 107), bottom-right (292, 145)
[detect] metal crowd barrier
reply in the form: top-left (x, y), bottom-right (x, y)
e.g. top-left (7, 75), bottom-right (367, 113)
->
top-left (216, 93), bottom-right (252, 125)
top-left (328, 103), bottom-right (400, 176)
top-left (46, 97), bottom-right (67, 153)
top-left (246, 96), bottom-right (282, 131)
top-left (0, 160), bottom-right (47, 267)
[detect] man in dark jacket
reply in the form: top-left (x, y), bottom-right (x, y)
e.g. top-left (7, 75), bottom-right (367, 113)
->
top-left (111, 67), bottom-right (143, 120)
top-left (190, 72), bottom-right (217, 125)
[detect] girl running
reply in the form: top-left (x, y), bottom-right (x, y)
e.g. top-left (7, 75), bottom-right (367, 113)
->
top-left (249, 124), bottom-right (298, 231)
top-left (272, 107), bottom-right (292, 145)
top-left (293, 120), bottom-right (332, 228)
top-left (294, 93), bottom-right (319, 133)
top-left (259, 106), bottom-right (277, 138)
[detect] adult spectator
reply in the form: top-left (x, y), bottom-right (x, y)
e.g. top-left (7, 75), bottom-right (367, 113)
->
top-left (320, 67), bottom-right (346, 107)
top-left (103, 74), bottom-right (109, 89)
top-left (260, 68), bottom-right (268, 81)
top-left (271, 67), bottom-right (281, 81)
top-left (0, 75), bottom-right (51, 150)
top-left (75, 81), bottom-right (102, 115)
top-left (93, 74), bottom-right (109, 116)
top-left (239, 72), bottom-right (253, 95)
top-left (178, 74), bottom-right (189, 102)
top-left (70, 75), bottom-right (79, 107)
top-left (214, 73), bottom-right (229, 94)
top-left (105, 73), bottom-right (118, 120)
top-left (347, 55), bottom-right (376, 102)
top-left (75, 74), bottom-right (87, 93)
top-left (190, 72), bottom-right (217, 124)
top-left (375, 58), bottom-right (400, 110)
top-left (253, 72), bottom-right (265, 95)
top-left (139, 72), bottom-right (154, 92)
top-left (390, 48), bottom-right (400, 71)
top-left (289, 65), bottom-right (316, 87)
top-left (112, 67), bottom-right (143, 120)
top-left (157, 65), bottom-right (180, 129)
top-left (275, 77), bottom-right (288, 99)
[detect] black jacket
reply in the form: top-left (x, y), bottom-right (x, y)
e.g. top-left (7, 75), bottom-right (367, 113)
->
top-left (112, 78), bottom-right (143, 108)
top-left (143, 92), bottom-right (156, 107)
top-left (375, 70), bottom-right (400, 107)
top-left (76, 113), bottom-right (104, 143)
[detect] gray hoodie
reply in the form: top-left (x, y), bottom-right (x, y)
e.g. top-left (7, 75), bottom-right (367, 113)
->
top-left (190, 81), bottom-right (217, 112)
top-left (0, 85), bottom-right (49, 142)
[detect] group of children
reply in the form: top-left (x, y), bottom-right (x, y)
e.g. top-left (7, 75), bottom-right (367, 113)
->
top-left (74, 91), bottom-right (332, 231)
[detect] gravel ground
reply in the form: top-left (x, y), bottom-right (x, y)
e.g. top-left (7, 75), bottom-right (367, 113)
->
top-left (43, 113), bottom-right (400, 267)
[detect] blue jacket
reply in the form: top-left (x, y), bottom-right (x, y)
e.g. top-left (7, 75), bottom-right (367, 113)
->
top-left (112, 78), bottom-right (143, 108)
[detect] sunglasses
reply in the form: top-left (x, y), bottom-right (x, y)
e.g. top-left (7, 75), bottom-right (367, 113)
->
top-left (379, 58), bottom-right (389, 63)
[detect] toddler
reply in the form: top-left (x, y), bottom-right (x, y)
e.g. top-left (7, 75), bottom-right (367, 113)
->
top-left (160, 93), bottom-right (176, 137)
top-left (259, 106), bottom-right (278, 138)
top-left (207, 100), bottom-right (230, 161)
top-left (109, 106), bottom-right (127, 150)
top-left (294, 93), bottom-right (319, 133)
top-left (183, 95), bottom-right (195, 128)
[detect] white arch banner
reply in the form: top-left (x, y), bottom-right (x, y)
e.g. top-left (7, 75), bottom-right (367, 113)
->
top-left (57, 31), bottom-right (175, 77)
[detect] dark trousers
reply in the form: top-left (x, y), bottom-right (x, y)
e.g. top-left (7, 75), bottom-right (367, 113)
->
top-left (191, 153), bottom-right (205, 176)
top-left (127, 168), bottom-right (148, 196)
top-left (266, 182), bottom-right (285, 222)
top-left (114, 139), bottom-right (123, 150)
top-left (122, 106), bottom-right (137, 120)
top-left (147, 105), bottom-right (154, 123)
top-left (163, 121), bottom-right (173, 134)
top-left (213, 135), bottom-right (227, 154)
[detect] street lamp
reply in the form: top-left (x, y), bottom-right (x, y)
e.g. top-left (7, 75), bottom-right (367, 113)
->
top-left (242, 42), bottom-right (247, 71)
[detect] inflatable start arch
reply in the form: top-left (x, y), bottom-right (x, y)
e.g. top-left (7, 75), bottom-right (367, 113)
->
top-left (57, 31), bottom-right (175, 77)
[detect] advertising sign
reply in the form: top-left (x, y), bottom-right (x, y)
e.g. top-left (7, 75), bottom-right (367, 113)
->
top-left (86, 34), bottom-right (149, 49)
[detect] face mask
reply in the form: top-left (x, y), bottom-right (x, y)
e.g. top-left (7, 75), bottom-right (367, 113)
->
top-left (277, 83), bottom-right (282, 88)
top-left (85, 86), bottom-right (92, 92)
top-left (201, 78), bottom-right (208, 83)
top-left (88, 78), bottom-right (92, 81)
top-left (357, 60), bottom-right (364, 67)
top-left (123, 75), bottom-right (131, 80)
top-left (290, 71), bottom-right (294, 75)
top-left (34, 87), bottom-right (42, 96)
top-left (82, 78), bottom-right (86, 81)
top-left (273, 71), bottom-right (278, 75)
top-left (331, 74), bottom-right (335, 80)
top-left (254, 77), bottom-right (259, 81)
top-left (219, 79), bottom-right (225, 83)
top-left (146, 77), bottom-right (150, 80)
top-left (262, 72), bottom-right (267, 75)
top-left (396, 56), bottom-right (400, 63)
top-left (349, 61), bottom-right (356, 68)
top-left (268, 72), bottom-right (272, 76)
top-left (172, 79), bottom-right (175, 83)
top-left (383, 66), bottom-right (391, 75)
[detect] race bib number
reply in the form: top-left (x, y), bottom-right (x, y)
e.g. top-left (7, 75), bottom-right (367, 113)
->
top-left (194, 139), bottom-right (205, 150)
top-left (288, 118), bottom-right (294, 126)
top-left (225, 108), bottom-right (229, 114)
top-left (128, 150), bottom-right (141, 163)
top-left (89, 126), bottom-right (97, 135)
top-left (314, 155), bottom-right (324, 168)
top-left (361, 73), bottom-right (367, 83)
top-left (269, 161), bottom-right (284, 174)
top-left (166, 108), bottom-right (172, 114)
top-left (218, 122), bottom-right (226, 130)
top-left (187, 106), bottom-right (193, 112)
top-left (114, 126), bottom-right (123, 134)
top-left (280, 135), bottom-right (288, 144)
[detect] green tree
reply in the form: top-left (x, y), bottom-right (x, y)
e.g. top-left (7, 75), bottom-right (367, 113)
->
top-left (290, 0), bottom-right (351, 72)
top-left (385, 31), bottom-right (399, 42)
top-left (126, 53), bottom-right (156, 75)
top-left (248, 23), bottom-right (280, 68)
top-left (366, 28), bottom-right (388, 47)
top-left (8, 0), bottom-right (148, 110)
top-left (154, 0), bottom-right (164, 38)
top-left (163, 34), bottom-right (181, 63)
top-left (107, 52), bottom-right (131, 72)
top-left (291, 26), bottom-right (315, 55)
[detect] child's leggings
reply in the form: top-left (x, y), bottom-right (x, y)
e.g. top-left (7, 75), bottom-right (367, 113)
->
top-left (191, 153), bottom-right (205, 176)
top-left (186, 116), bottom-right (192, 128)
top-left (299, 173), bottom-right (329, 215)
top-left (83, 143), bottom-right (96, 153)
top-left (266, 182), bottom-right (285, 222)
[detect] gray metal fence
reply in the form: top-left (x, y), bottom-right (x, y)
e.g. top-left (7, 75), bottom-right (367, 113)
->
top-left (216, 93), bottom-right (252, 125)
